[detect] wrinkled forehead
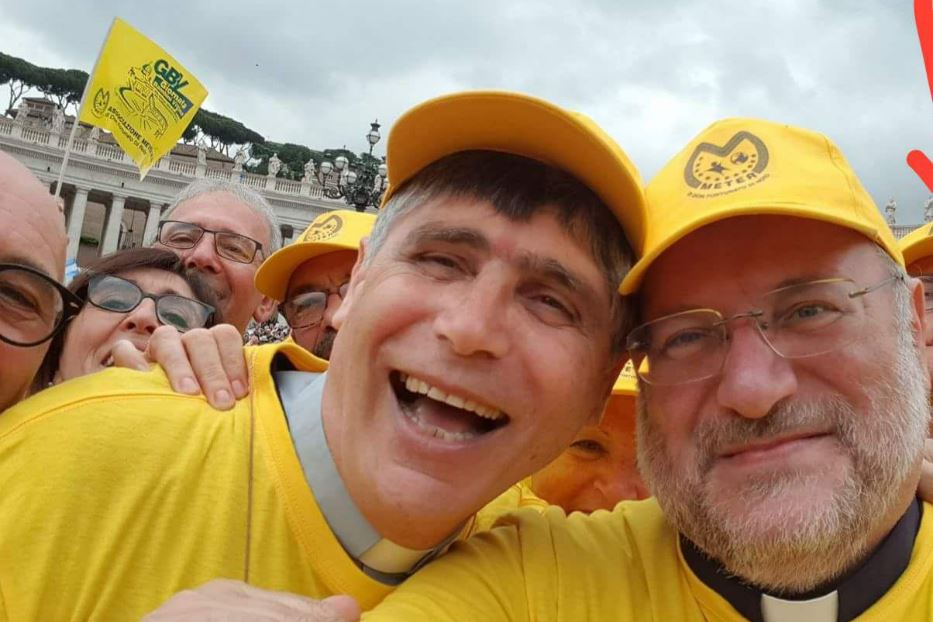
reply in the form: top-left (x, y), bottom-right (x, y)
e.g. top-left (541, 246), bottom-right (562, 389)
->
top-left (640, 216), bottom-right (889, 317)
top-left (287, 251), bottom-right (358, 293)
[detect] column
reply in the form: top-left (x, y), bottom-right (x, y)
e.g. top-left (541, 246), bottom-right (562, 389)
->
top-left (66, 187), bottom-right (90, 262)
top-left (141, 201), bottom-right (165, 246)
top-left (100, 193), bottom-right (126, 256)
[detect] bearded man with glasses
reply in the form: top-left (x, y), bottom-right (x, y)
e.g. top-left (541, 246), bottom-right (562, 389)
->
top-left (365, 119), bottom-right (933, 622)
top-left (897, 225), bottom-right (933, 391)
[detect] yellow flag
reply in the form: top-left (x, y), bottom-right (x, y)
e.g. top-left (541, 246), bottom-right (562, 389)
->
top-left (78, 18), bottom-right (208, 178)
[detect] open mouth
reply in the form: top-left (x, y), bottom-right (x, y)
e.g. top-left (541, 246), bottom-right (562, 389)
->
top-left (390, 371), bottom-right (509, 442)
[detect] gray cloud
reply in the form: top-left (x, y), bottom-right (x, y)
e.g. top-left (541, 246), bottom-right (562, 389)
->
top-left (0, 0), bottom-right (929, 221)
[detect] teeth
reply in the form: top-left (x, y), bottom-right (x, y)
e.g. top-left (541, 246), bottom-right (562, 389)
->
top-left (397, 372), bottom-right (503, 421)
top-left (402, 408), bottom-right (478, 442)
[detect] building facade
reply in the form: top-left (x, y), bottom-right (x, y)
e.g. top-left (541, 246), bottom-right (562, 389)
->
top-left (0, 107), bottom-right (369, 266)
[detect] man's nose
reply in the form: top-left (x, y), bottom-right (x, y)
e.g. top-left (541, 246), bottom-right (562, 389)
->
top-left (180, 235), bottom-right (221, 274)
top-left (322, 292), bottom-right (344, 329)
top-left (716, 322), bottom-right (797, 419)
top-left (433, 277), bottom-right (511, 359)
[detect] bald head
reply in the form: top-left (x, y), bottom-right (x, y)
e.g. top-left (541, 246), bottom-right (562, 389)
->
top-left (0, 151), bottom-right (68, 413)
top-left (0, 152), bottom-right (66, 276)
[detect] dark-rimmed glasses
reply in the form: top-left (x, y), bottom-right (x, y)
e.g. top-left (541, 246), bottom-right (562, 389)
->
top-left (281, 282), bottom-right (350, 329)
top-left (87, 274), bottom-right (215, 333)
top-left (157, 220), bottom-right (264, 264)
top-left (626, 275), bottom-right (904, 386)
top-left (0, 263), bottom-right (82, 347)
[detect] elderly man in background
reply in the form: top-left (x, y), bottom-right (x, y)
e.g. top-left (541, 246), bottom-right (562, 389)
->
top-left (900, 225), bottom-right (933, 383)
top-left (144, 179), bottom-right (281, 406)
top-left (365, 118), bottom-right (933, 621)
top-left (255, 209), bottom-right (375, 359)
top-left (154, 179), bottom-right (280, 335)
top-left (0, 151), bottom-right (75, 413)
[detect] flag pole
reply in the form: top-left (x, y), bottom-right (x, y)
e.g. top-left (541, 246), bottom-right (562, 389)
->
top-left (54, 18), bottom-right (116, 199)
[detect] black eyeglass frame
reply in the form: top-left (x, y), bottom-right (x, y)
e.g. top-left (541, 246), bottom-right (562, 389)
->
top-left (85, 273), bottom-right (216, 333)
top-left (157, 220), bottom-right (265, 264)
top-left (281, 282), bottom-right (350, 330)
top-left (0, 263), bottom-right (83, 347)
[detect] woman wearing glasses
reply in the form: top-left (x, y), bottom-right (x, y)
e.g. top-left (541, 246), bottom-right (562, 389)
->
top-left (31, 247), bottom-right (220, 390)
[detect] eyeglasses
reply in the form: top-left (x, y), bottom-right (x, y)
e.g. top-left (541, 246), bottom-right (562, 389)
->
top-left (0, 263), bottom-right (82, 347)
top-left (87, 274), bottom-right (215, 333)
top-left (281, 282), bottom-right (350, 329)
top-left (626, 275), bottom-right (903, 386)
top-left (157, 220), bottom-right (264, 264)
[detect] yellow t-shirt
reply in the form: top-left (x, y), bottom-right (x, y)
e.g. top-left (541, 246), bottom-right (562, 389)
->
top-left (0, 342), bottom-right (394, 621)
top-left (364, 498), bottom-right (933, 621)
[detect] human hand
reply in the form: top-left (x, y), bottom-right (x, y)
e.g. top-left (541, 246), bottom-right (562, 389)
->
top-left (142, 579), bottom-right (360, 621)
top-left (111, 324), bottom-right (250, 410)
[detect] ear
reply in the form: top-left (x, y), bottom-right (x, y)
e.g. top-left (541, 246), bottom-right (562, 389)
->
top-left (332, 238), bottom-right (369, 331)
top-left (252, 295), bottom-right (278, 324)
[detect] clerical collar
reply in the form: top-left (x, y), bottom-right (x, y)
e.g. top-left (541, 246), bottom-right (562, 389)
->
top-left (681, 498), bottom-right (921, 622)
top-left (274, 366), bottom-right (460, 585)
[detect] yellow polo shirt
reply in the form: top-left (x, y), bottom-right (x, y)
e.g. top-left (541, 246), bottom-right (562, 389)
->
top-left (364, 499), bottom-right (933, 621)
top-left (0, 342), bottom-right (394, 621)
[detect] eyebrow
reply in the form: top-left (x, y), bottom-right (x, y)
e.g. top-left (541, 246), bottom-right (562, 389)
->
top-left (403, 222), bottom-right (602, 299)
top-left (401, 223), bottom-right (491, 253)
top-left (515, 252), bottom-right (587, 296)
top-left (0, 255), bottom-right (55, 276)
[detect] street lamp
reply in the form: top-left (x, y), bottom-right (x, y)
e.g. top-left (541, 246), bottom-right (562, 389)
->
top-left (317, 120), bottom-right (388, 212)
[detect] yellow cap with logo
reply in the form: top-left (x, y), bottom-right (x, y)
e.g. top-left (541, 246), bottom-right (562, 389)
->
top-left (382, 90), bottom-right (647, 253)
top-left (899, 223), bottom-right (933, 268)
top-left (612, 360), bottom-right (638, 397)
top-left (619, 117), bottom-right (902, 294)
top-left (255, 209), bottom-right (376, 301)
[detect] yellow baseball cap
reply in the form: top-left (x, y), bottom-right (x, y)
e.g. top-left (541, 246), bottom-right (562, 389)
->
top-left (899, 223), bottom-right (933, 268)
top-left (612, 360), bottom-right (638, 397)
top-left (255, 209), bottom-right (376, 301)
top-left (620, 117), bottom-right (902, 294)
top-left (382, 90), bottom-right (646, 252)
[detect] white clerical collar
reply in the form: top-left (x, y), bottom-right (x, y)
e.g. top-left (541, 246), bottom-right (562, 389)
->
top-left (681, 498), bottom-right (921, 622)
top-left (274, 368), bottom-right (457, 584)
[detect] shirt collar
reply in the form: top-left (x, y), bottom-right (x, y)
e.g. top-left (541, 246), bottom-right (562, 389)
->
top-left (274, 367), bottom-right (456, 583)
top-left (681, 497), bottom-right (922, 622)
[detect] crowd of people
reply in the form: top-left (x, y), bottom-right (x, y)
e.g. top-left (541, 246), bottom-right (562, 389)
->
top-left (0, 90), bottom-right (932, 621)
top-left (245, 318), bottom-right (291, 345)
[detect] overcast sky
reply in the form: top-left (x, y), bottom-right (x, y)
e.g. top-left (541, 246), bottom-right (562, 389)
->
top-left (1, 0), bottom-right (930, 222)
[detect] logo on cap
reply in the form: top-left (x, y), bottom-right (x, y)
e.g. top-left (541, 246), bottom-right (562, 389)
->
top-left (684, 131), bottom-right (770, 198)
top-left (304, 214), bottom-right (344, 243)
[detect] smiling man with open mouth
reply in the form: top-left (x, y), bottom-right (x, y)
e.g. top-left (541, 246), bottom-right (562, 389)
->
top-left (0, 90), bottom-right (645, 622)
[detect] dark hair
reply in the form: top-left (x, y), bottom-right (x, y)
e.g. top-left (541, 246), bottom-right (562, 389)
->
top-left (31, 247), bottom-right (221, 391)
top-left (368, 150), bottom-right (636, 354)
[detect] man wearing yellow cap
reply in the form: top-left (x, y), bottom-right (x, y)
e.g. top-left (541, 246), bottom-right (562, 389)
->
top-left (365, 119), bottom-right (933, 621)
top-left (0, 91), bottom-right (645, 621)
top-left (899, 225), bottom-right (933, 382)
top-left (255, 209), bottom-right (375, 359)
